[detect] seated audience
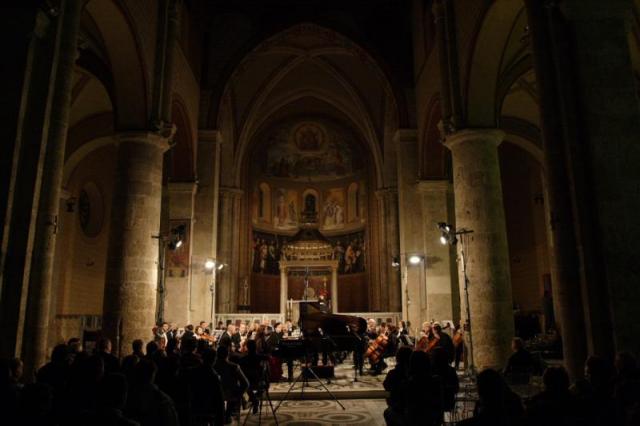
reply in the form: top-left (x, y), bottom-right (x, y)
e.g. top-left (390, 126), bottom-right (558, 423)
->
top-left (215, 345), bottom-right (249, 424)
top-left (238, 340), bottom-right (269, 414)
top-left (504, 337), bottom-right (536, 383)
top-left (525, 366), bottom-right (580, 426)
top-left (188, 349), bottom-right (225, 426)
top-left (431, 346), bottom-right (459, 412)
top-left (459, 368), bottom-right (524, 426)
top-left (383, 346), bottom-right (412, 425)
top-left (405, 350), bottom-right (444, 426)
top-left (96, 338), bottom-right (121, 375)
top-left (126, 359), bottom-right (179, 426)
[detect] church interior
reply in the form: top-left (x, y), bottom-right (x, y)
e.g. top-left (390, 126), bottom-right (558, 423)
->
top-left (2, 0), bottom-right (640, 424)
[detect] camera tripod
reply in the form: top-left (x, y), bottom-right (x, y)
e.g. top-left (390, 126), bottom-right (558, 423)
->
top-left (243, 364), bottom-right (279, 425)
top-left (274, 357), bottom-right (345, 412)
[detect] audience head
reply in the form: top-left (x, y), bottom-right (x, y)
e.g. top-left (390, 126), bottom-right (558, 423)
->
top-left (217, 345), bottom-right (229, 361)
top-left (584, 355), bottom-right (612, 385)
top-left (477, 369), bottom-right (508, 408)
top-left (431, 347), bottom-right (449, 369)
top-left (511, 337), bottom-right (524, 352)
top-left (96, 338), bottom-right (112, 354)
top-left (67, 337), bottom-right (83, 355)
top-left (396, 346), bottom-right (413, 366)
top-left (181, 337), bottom-right (197, 354)
top-left (131, 339), bottom-right (144, 354)
top-left (51, 343), bottom-right (71, 365)
top-left (409, 350), bottom-right (431, 377)
top-left (146, 340), bottom-right (159, 356)
top-left (543, 366), bottom-right (570, 394)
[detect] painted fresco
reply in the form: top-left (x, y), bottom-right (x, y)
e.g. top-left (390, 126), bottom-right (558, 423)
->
top-left (273, 188), bottom-right (298, 229)
top-left (322, 188), bottom-right (345, 230)
top-left (265, 122), bottom-right (358, 182)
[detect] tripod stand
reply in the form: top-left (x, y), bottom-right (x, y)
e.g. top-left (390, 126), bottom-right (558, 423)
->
top-left (274, 354), bottom-right (345, 412)
top-left (243, 363), bottom-right (278, 425)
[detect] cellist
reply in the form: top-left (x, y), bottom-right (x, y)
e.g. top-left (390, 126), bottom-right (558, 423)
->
top-left (416, 321), bottom-right (439, 353)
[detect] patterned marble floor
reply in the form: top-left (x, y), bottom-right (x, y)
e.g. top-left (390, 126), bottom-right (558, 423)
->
top-left (239, 399), bottom-right (387, 426)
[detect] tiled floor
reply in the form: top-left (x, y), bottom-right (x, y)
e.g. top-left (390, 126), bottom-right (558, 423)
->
top-left (240, 399), bottom-right (387, 426)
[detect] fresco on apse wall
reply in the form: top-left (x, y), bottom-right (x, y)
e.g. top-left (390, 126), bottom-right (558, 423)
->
top-left (322, 188), bottom-right (345, 230)
top-left (251, 229), bottom-right (366, 275)
top-left (273, 188), bottom-right (299, 230)
top-left (264, 121), bottom-right (360, 182)
top-left (166, 219), bottom-right (190, 278)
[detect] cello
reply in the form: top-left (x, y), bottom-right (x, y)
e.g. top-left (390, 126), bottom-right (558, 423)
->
top-left (365, 331), bottom-right (389, 365)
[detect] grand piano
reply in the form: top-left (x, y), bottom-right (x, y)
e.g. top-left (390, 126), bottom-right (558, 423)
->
top-left (276, 301), bottom-right (367, 363)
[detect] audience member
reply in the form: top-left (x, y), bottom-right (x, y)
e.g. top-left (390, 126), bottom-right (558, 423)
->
top-left (383, 346), bottom-right (412, 425)
top-left (126, 359), bottom-right (179, 426)
top-left (460, 368), bottom-right (524, 426)
top-left (504, 337), bottom-right (537, 384)
top-left (215, 345), bottom-right (249, 424)
top-left (97, 338), bottom-right (121, 374)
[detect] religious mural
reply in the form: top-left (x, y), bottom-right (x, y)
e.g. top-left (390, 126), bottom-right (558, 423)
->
top-left (322, 188), bottom-right (345, 230)
top-left (251, 229), bottom-right (366, 275)
top-left (264, 121), bottom-right (360, 182)
top-left (273, 188), bottom-right (298, 229)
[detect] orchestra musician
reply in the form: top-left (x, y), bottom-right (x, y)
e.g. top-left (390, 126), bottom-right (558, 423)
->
top-left (365, 321), bottom-right (390, 375)
top-left (416, 321), bottom-right (438, 353)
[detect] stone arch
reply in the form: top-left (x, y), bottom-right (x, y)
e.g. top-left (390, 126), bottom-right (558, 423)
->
top-left (85, 0), bottom-right (149, 129)
top-left (465, 1), bottom-right (526, 127)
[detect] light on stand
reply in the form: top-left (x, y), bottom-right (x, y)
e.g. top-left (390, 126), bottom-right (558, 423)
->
top-left (204, 259), bottom-right (216, 270)
top-left (439, 235), bottom-right (448, 245)
top-left (408, 254), bottom-right (422, 265)
top-left (217, 263), bottom-right (225, 271)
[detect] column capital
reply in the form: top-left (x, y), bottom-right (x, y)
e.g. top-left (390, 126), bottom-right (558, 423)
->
top-left (443, 128), bottom-right (504, 151)
top-left (393, 129), bottom-right (418, 144)
top-left (198, 129), bottom-right (222, 145)
top-left (115, 130), bottom-right (173, 153)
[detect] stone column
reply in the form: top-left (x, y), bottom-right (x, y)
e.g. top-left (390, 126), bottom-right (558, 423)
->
top-left (280, 267), bottom-right (288, 317)
top-left (22, 0), bottom-right (83, 371)
top-left (190, 130), bottom-right (221, 322)
top-left (163, 182), bottom-right (197, 325)
top-left (217, 187), bottom-right (243, 313)
top-left (331, 266), bottom-right (339, 313)
top-left (444, 129), bottom-right (514, 370)
top-left (417, 180), bottom-right (458, 323)
top-left (102, 132), bottom-right (170, 356)
top-left (524, 0), bottom-right (588, 378)
top-left (561, 0), bottom-right (640, 358)
top-left (395, 129), bottom-right (427, 329)
top-left (375, 188), bottom-right (401, 312)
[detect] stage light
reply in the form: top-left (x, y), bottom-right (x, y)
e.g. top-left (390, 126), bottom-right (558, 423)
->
top-left (175, 239), bottom-right (183, 249)
top-left (205, 259), bottom-right (216, 269)
top-left (217, 263), bottom-right (225, 271)
top-left (408, 255), bottom-right (422, 265)
top-left (440, 235), bottom-right (448, 245)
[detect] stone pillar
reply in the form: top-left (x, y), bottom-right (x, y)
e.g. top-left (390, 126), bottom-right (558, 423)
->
top-left (217, 187), bottom-right (243, 312)
top-left (561, 0), bottom-right (640, 358)
top-left (280, 267), bottom-right (288, 316)
top-left (163, 182), bottom-right (197, 325)
top-left (444, 129), bottom-right (514, 370)
top-left (524, 0), bottom-right (588, 378)
top-left (417, 180), bottom-right (458, 323)
top-left (191, 130), bottom-right (221, 322)
top-left (395, 129), bottom-right (427, 329)
top-left (375, 188), bottom-right (401, 312)
top-left (331, 266), bottom-right (338, 313)
top-left (0, 6), bottom-right (57, 360)
top-left (102, 132), bottom-right (170, 356)
top-left (22, 0), bottom-right (83, 371)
